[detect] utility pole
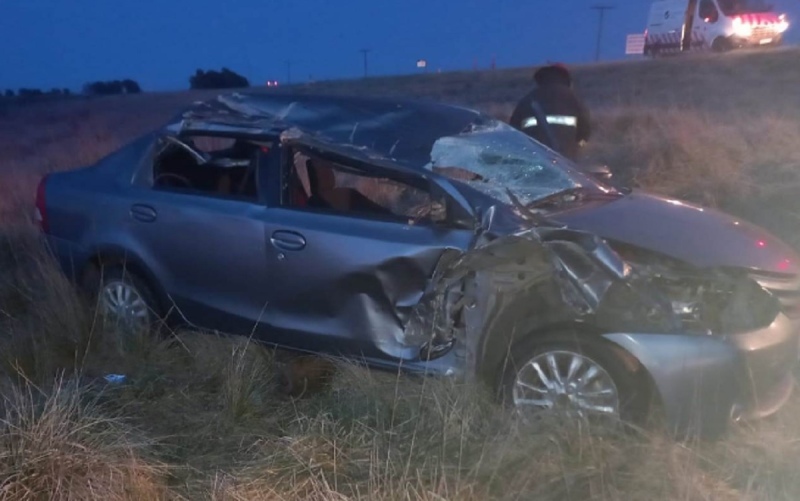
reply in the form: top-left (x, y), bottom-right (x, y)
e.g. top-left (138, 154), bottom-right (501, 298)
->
top-left (591, 4), bottom-right (614, 62)
top-left (359, 49), bottom-right (371, 78)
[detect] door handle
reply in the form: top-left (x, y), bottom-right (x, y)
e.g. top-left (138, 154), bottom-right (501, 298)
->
top-left (270, 230), bottom-right (306, 251)
top-left (130, 204), bottom-right (157, 223)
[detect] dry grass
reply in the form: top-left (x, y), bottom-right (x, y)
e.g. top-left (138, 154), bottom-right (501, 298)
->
top-left (3, 47), bottom-right (800, 499)
top-left (0, 376), bottom-right (175, 501)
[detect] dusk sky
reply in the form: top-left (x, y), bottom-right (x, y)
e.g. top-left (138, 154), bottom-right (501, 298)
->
top-left (2, 0), bottom-right (798, 92)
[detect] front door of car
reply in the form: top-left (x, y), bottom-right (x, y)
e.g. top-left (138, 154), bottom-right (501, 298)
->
top-left (257, 146), bottom-right (475, 361)
top-left (126, 135), bottom-right (277, 334)
top-left (260, 209), bottom-right (474, 361)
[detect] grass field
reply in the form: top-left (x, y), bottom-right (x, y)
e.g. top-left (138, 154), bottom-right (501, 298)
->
top-left (2, 47), bottom-right (800, 500)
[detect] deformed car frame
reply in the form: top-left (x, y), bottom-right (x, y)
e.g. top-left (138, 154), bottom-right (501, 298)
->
top-left (37, 92), bottom-right (800, 438)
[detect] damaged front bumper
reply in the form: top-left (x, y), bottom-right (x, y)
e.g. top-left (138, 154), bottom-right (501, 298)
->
top-left (605, 311), bottom-right (798, 437)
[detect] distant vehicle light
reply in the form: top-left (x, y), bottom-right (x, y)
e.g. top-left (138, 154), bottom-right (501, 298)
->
top-left (776, 16), bottom-right (789, 33)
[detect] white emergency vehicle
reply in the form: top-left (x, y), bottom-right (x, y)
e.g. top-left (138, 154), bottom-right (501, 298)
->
top-left (644, 0), bottom-right (789, 55)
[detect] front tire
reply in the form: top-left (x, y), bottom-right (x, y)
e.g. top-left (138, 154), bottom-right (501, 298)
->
top-left (711, 36), bottom-right (732, 53)
top-left (498, 332), bottom-right (655, 425)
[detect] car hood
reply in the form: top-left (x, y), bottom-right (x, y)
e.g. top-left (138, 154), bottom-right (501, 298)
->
top-left (552, 191), bottom-right (800, 275)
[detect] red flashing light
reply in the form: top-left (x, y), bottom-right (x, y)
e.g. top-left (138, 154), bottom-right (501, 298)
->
top-left (757, 240), bottom-right (766, 248)
top-left (779, 259), bottom-right (791, 271)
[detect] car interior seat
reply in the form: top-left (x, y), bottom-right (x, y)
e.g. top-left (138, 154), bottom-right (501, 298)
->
top-left (306, 160), bottom-right (353, 212)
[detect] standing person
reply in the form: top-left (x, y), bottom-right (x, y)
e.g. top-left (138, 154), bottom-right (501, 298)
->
top-left (509, 63), bottom-right (591, 162)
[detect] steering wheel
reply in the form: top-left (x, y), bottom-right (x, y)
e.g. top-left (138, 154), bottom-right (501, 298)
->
top-left (155, 172), bottom-right (193, 188)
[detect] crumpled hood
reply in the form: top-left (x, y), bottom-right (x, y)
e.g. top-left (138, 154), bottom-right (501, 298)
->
top-left (553, 191), bottom-right (800, 275)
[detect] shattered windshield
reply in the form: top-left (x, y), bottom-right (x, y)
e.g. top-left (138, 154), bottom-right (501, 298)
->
top-left (425, 122), bottom-right (583, 206)
top-left (717, 0), bottom-right (772, 15)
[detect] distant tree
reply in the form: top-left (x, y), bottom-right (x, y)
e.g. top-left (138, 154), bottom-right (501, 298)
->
top-left (49, 88), bottom-right (62, 95)
top-left (189, 67), bottom-right (249, 90)
top-left (83, 78), bottom-right (142, 96)
top-left (121, 79), bottom-right (142, 94)
top-left (18, 88), bottom-right (44, 98)
top-left (3, 90), bottom-right (13, 98)
top-left (62, 88), bottom-right (71, 96)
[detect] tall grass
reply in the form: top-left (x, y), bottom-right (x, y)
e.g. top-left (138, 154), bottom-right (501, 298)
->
top-left (0, 375), bottom-right (176, 501)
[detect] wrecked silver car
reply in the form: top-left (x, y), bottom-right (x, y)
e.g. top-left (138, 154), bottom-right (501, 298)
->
top-left (37, 93), bottom-right (800, 437)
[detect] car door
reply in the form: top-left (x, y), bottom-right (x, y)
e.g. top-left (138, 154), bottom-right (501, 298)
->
top-left (257, 144), bottom-right (476, 362)
top-left (125, 134), bottom-right (277, 335)
top-left (696, 0), bottom-right (721, 48)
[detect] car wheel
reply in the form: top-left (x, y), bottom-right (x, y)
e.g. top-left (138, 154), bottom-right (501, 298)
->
top-left (711, 36), bottom-right (731, 53)
top-left (499, 333), bottom-right (652, 425)
top-left (93, 266), bottom-right (161, 334)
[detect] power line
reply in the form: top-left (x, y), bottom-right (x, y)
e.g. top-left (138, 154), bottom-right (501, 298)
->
top-left (359, 49), bottom-right (371, 78)
top-left (590, 4), bottom-right (614, 62)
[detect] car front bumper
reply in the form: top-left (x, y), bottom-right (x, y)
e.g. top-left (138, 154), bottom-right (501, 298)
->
top-left (730, 32), bottom-right (782, 47)
top-left (604, 312), bottom-right (798, 437)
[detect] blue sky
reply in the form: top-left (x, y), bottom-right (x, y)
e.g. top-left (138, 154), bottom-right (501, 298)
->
top-left (1, 0), bottom-right (798, 92)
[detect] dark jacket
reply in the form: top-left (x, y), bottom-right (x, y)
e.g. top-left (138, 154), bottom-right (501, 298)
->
top-left (509, 65), bottom-right (591, 162)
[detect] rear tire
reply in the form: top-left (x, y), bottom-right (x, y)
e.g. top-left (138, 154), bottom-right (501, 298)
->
top-left (85, 264), bottom-right (163, 335)
top-left (498, 331), bottom-right (655, 426)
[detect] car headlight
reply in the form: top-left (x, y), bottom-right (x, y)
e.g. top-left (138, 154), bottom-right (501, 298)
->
top-left (776, 15), bottom-right (789, 33)
top-left (645, 270), bottom-right (781, 334)
top-left (607, 244), bottom-right (780, 335)
top-left (733, 17), bottom-right (753, 37)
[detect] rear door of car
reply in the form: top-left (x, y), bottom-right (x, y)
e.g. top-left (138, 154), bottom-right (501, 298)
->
top-left (256, 142), bottom-right (476, 362)
top-left (124, 134), bottom-right (279, 335)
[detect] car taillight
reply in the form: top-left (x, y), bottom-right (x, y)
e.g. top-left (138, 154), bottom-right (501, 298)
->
top-left (34, 174), bottom-right (50, 233)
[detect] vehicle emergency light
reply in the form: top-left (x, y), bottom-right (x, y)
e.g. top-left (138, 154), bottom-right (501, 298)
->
top-left (732, 16), bottom-right (753, 37)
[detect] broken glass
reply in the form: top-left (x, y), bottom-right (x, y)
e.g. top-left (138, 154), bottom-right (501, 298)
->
top-left (425, 123), bottom-right (581, 206)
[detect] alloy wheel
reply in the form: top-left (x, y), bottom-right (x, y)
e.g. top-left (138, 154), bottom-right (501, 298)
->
top-left (512, 350), bottom-right (620, 418)
top-left (100, 279), bottom-right (151, 332)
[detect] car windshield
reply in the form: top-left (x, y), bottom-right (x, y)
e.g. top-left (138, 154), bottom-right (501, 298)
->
top-left (425, 121), bottom-right (597, 206)
top-left (717, 0), bottom-right (772, 15)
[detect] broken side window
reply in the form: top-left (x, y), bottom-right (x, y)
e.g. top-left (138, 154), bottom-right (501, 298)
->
top-left (151, 134), bottom-right (263, 202)
top-left (285, 148), bottom-right (445, 224)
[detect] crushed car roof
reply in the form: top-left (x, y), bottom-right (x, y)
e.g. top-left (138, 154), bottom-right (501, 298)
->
top-left (171, 92), bottom-right (497, 168)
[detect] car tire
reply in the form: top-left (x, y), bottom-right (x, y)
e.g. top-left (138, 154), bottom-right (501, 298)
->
top-left (711, 36), bottom-right (731, 53)
top-left (86, 265), bottom-right (163, 335)
top-left (497, 331), bottom-right (655, 426)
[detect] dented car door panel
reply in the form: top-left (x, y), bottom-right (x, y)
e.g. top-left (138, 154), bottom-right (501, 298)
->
top-left (259, 206), bottom-right (475, 360)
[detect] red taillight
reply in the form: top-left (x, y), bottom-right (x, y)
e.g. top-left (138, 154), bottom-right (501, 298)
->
top-left (34, 174), bottom-right (49, 233)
